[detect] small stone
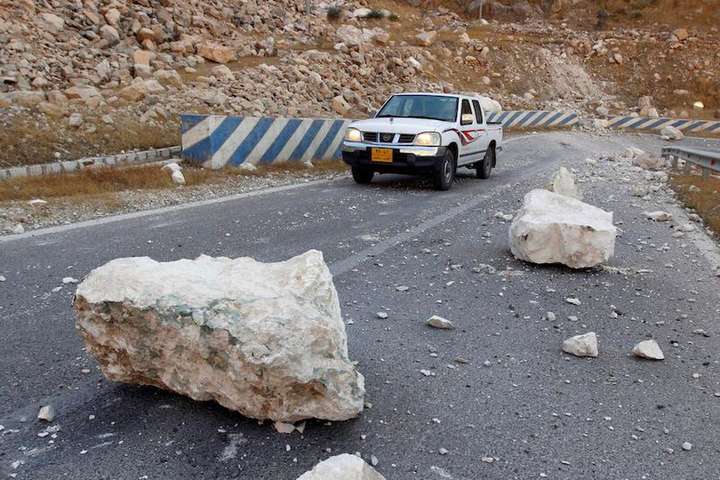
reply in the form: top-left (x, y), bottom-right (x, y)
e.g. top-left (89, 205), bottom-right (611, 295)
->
top-left (644, 211), bottom-right (672, 222)
top-left (545, 312), bottom-right (556, 321)
top-left (274, 422), bottom-right (296, 434)
top-left (632, 339), bottom-right (664, 360)
top-left (62, 277), bottom-right (79, 284)
top-left (376, 312), bottom-right (388, 319)
top-left (438, 448), bottom-right (449, 455)
top-left (12, 224), bottom-right (25, 234)
top-left (0, 276), bottom-right (5, 282)
top-left (681, 442), bottom-right (692, 451)
top-left (562, 332), bottom-right (598, 358)
top-left (566, 297), bottom-right (581, 306)
top-left (296, 453), bottom-right (385, 479)
top-left (38, 405), bottom-right (55, 422)
top-left (426, 315), bottom-right (454, 330)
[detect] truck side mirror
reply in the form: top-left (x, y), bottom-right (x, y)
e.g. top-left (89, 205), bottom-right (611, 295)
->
top-left (461, 113), bottom-right (474, 125)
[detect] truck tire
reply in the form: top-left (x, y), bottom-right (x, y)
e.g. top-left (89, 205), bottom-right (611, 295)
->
top-left (476, 146), bottom-right (494, 179)
top-left (433, 149), bottom-right (455, 191)
top-left (352, 166), bottom-right (374, 184)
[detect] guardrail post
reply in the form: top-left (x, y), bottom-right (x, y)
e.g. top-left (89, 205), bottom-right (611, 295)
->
top-left (670, 155), bottom-right (678, 170)
top-left (702, 167), bottom-right (710, 178)
top-left (683, 158), bottom-right (691, 174)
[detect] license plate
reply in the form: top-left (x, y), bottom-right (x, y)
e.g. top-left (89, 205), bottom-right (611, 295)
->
top-left (371, 148), bottom-right (393, 163)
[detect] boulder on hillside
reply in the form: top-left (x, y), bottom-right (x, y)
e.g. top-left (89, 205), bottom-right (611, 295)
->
top-left (74, 250), bottom-right (365, 423)
top-left (509, 189), bottom-right (616, 269)
top-left (197, 43), bottom-right (235, 64)
top-left (297, 454), bottom-right (385, 480)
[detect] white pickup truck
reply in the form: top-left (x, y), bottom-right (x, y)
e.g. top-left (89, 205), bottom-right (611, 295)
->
top-left (341, 93), bottom-right (503, 190)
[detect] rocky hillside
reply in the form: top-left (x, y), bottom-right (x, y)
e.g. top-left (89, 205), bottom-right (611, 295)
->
top-left (0, 0), bottom-right (717, 167)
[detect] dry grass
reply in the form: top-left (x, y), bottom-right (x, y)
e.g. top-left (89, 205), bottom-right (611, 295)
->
top-left (0, 112), bottom-right (180, 168)
top-left (670, 173), bottom-right (720, 234)
top-left (0, 160), bottom-right (348, 203)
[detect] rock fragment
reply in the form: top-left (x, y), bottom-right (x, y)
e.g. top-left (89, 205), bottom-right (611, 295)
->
top-left (660, 126), bottom-right (684, 140)
top-left (73, 250), bottom-right (365, 422)
top-left (562, 332), bottom-right (598, 358)
top-left (297, 453), bottom-right (385, 480)
top-left (643, 211), bottom-right (672, 222)
top-left (509, 189), bottom-right (616, 269)
top-left (547, 167), bottom-right (582, 200)
top-left (37, 405), bottom-right (55, 422)
top-left (425, 315), bottom-right (454, 330)
top-left (632, 339), bottom-right (664, 360)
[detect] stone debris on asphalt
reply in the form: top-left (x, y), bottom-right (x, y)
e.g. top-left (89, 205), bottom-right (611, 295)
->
top-left (425, 315), bottom-right (454, 330)
top-left (562, 332), bottom-right (599, 358)
top-left (632, 339), bottom-right (665, 360)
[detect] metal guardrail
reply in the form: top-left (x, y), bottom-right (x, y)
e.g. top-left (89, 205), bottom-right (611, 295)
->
top-left (662, 146), bottom-right (720, 177)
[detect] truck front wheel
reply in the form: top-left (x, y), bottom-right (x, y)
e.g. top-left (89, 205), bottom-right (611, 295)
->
top-left (476, 146), bottom-right (494, 179)
top-left (433, 149), bottom-right (455, 191)
top-left (352, 166), bottom-right (374, 184)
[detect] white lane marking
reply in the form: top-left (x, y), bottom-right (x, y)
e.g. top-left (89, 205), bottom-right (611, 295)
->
top-left (0, 179), bottom-right (336, 243)
top-left (329, 182), bottom-right (514, 277)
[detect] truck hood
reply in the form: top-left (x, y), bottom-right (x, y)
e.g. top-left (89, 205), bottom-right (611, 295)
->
top-left (349, 117), bottom-right (450, 134)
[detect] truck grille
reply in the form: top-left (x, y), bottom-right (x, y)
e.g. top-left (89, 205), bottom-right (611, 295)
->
top-left (362, 132), bottom-right (416, 144)
top-left (363, 132), bottom-right (379, 142)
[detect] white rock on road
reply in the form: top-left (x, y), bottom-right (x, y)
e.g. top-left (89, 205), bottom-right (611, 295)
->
top-left (425, 315), bottom-right (454, 330)
top-left (37, 405), bottom-right (56, 422)
top-left (548, 167), bottom-right (582, 200)
top-left (297, 454), bottom-right (385, 480)
top-left (660, 126), bottom-right (684, 140)
top-left (74, 250), bottom-right (365, 422)
top-left (632, 339), bottom-right (665, 360)
top-left (644, 211), bottom-right (672, 222)
top-left (509, 189), bottom-right (616, 269)
top-left (562, 332), bottom-right (599, 358)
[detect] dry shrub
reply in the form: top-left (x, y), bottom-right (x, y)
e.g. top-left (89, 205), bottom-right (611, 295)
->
top-left (670, 173), bottom-right (720, 235)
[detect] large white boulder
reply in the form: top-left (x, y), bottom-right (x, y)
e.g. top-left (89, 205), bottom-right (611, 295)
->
top-left (74, 250), bottom-right (365, 422)
top-left (509, 189), bottom-right (616, 269)
top-left (297, 454), bottom-right (385, 480)
top-left (547, 167), bottom-right (582, 200)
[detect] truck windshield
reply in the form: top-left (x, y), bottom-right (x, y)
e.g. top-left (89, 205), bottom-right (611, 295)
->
top-left (376, 95), bottom-right (458, 122)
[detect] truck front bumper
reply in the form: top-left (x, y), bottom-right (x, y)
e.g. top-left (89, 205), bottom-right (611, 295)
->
top-left (341, 142), bottom-right (448, 174)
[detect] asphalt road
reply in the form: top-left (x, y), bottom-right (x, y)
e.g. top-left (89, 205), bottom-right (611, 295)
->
top-left (1, 132), bottom-right (720, 480)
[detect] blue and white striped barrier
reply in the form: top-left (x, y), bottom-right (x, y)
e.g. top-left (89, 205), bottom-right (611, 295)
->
top-left (487, 110), bottom-right (579, 129)
top-left (606, 116), bottom-right (720, 134)
top-left (180, 111), bottom-right (579, 168)
top-left (181, 114), bottom-right (352, 169)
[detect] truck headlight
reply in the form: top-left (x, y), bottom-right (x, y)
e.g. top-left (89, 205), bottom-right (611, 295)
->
top-left (344, 128), bottom-right (362, 142)
top-left (415, 132), bottom-right (441, 146)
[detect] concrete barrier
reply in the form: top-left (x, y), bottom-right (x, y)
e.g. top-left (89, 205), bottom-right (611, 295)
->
top-left (605, 116), bottom-right (720, 134)
top-left (0, 146), bottom-right (181, 181)
top-left (181, 114), bottom-right (352, 169)
top-left (180, 111), bottom-right (578, 168)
